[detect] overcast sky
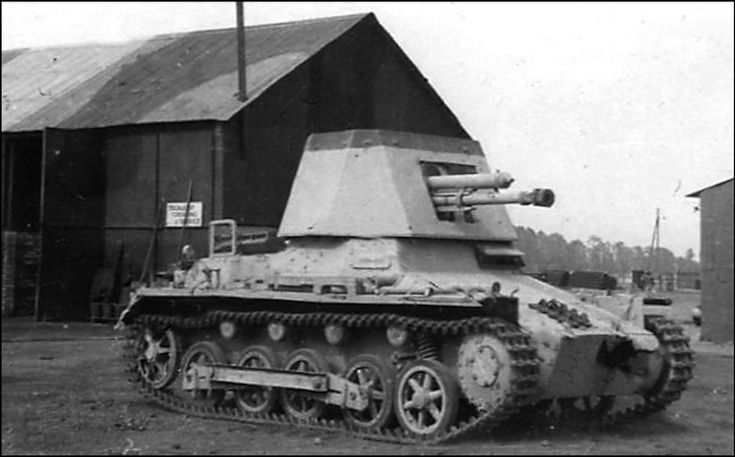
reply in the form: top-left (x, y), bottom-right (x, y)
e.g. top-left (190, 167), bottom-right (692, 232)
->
top-left (3, 2), bottom-right (733, 258)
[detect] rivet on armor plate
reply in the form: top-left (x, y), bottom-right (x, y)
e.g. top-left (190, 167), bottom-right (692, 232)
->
top-left (386, 326), bottom-right (408, 347)
top-left (219, 321), bottom-right (237, 339)
top-left (324, 323), bottom-right (346, 345)
top-left (268, 322), bottom-right (287, 341)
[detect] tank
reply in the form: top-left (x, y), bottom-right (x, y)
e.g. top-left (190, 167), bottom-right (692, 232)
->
top-left (117, 129), bottom-right (693, 444)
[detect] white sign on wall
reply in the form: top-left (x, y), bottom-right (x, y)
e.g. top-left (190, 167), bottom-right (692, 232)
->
top-left (166, 202), bottom-right (203, 227)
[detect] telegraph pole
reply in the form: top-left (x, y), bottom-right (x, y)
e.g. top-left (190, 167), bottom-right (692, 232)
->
top-left (647, 208), bottom-right (661, 287)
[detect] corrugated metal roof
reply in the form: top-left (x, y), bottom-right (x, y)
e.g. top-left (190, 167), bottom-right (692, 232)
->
top-left (1, 13), bottom-right (369, 132)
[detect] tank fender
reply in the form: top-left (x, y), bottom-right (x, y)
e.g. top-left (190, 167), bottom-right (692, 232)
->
top-left (591, 294), bottom-right (645, 327)
top-left (619, 320), bottom-right (660, 352)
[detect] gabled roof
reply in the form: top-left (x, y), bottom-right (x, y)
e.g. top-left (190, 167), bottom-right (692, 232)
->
top-left (686, 177), bottom-right (734, 197)
top-left (1, 13), bottom-right (369, 132)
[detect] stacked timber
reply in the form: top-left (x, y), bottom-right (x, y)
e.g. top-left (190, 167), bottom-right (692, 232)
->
top-left (2, 231), bottom-right (40, 316)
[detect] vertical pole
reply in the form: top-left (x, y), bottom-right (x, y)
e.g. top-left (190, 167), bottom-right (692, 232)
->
top-left (154, 130), bottom-right (160, 278)
top-left (213, 124), bottom-right (224, 221)
top-left (176, 180), bottom-right (193, 263)
top-left (140, 199), bottom-right (164, 285)
top-left (648, 208), bottom-right (659, 270)
top-left (647, 207), bottom-right (661, 291)
top-left (654, 208), bottom-right (660, 276)
top-left (236, 2), bottom-right (248, 101)
top-left (35, 131), bottom-right (49, 321)
top-left (236, 2), bottom-right (248, 188)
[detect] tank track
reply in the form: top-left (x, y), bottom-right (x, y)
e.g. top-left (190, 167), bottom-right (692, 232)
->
top-left (527, 317), bottom-right (694, 427)
top-left (620, 317), bottom-right (695, 418)
top-left (122, 309), bottom-right (540, 444)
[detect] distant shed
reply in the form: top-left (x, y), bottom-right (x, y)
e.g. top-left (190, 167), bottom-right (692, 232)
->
top-left (1, 13), bottom-right (471, 319)
top-left (686, 178), bottom-right (734, 343)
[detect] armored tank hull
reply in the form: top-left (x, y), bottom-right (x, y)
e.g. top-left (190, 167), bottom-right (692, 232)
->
top-left (118, 130), bottom-right (693, 443)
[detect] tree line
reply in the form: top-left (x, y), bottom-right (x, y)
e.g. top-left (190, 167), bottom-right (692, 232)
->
top-left (513, 226), bottom-right (699, 275)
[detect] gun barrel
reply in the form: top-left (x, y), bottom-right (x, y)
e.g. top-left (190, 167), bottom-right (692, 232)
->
top-left (426, 172), bottom-right (514, 190)
top-left (432, 188), bottom-right (555, 209)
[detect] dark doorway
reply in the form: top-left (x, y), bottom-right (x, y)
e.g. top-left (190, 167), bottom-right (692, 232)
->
top-left (3, 134), bottom-right (43, 232)
top-left (36, 128), bottom-right (106, 321)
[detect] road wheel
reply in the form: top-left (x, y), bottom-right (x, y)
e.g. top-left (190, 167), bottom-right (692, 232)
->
top-left (135, 328), bottom-right (181, 389)
top-left (343, 354), bottom-right (396, 430)
top-left (235, 345), bottom-right (279, 415)
top-left (280, 349), bottom-right (327, 421)
top-left (394, 359), bottom-right (459, 437)
top-left (180, 341), bottom-right (227, 407)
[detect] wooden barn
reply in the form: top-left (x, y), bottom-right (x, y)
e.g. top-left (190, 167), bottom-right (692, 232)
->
top-left (687, 178), bottom-right (734, 343)
top-left (1, 13), bottom-right (470, 320)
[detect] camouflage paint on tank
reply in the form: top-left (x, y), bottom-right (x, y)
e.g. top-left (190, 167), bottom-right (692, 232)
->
top-left (124, 130), bottom-right (663, 399)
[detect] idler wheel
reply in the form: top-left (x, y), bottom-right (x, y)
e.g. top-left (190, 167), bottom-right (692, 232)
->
top-left (641, 318), bottom-right (694, 408)
top-left (135, 328), bottom-right (181, 389)
top-left (343, 354), bottom-right (396, 430)
top-left (180, 341), bottom-right (227, 407)
top-left (235, 345), bottom-right (279, 415)
top-left (281, 349), bottom-right (327, 421)
top-left (394, 359), bottom-right (459, 437)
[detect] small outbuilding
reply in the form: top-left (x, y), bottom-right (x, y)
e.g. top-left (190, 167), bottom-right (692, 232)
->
top-left (2, 13), bottom-right (471, 320)
top-left (687, 178), bottom-right (734, 343)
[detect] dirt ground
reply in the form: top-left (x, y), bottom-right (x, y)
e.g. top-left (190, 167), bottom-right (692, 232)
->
top-left (2, 291), bottom-right (733, 455)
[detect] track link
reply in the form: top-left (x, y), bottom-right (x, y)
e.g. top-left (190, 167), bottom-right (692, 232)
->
top-left (122, 310), bottom-right (540, 444)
